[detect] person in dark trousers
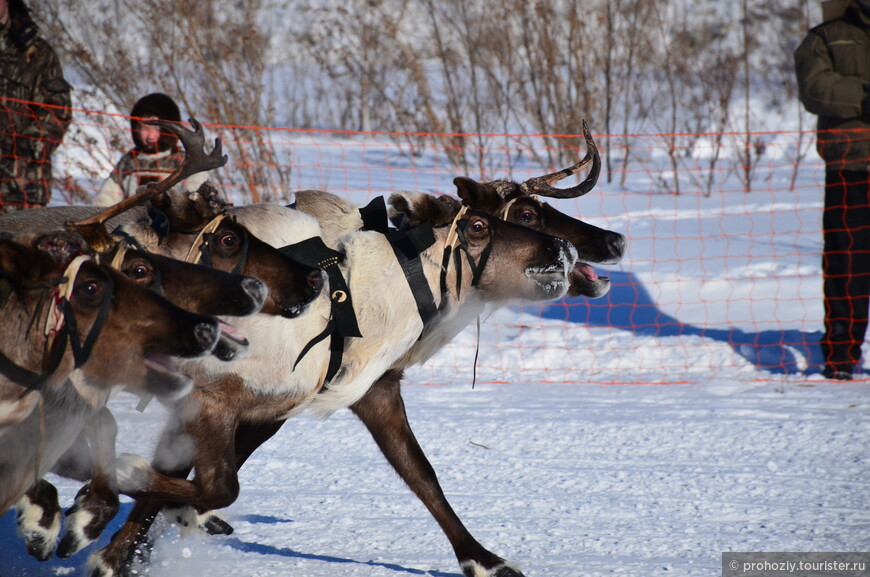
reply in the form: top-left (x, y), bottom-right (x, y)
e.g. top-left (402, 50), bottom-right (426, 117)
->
top-left (795, 0), bottom-right (870, 380)
top-left (0, 0), bottom-right (72, 213)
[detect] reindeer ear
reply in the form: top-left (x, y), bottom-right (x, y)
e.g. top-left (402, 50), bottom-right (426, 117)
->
top-left (150, 185), bottom-right (226, 231)
top-left (35, 231), bottom-right (91, 268)
top-left (0, 239), bottom-right (35, 281)
top-left (453, 177), bottom-right (502, 213)
top-left (389, 192), bottom-right (459, 227)
top-left (150, 191), bottom-right (173, 215)
top-left (191, 181), bottom-right (230, 216)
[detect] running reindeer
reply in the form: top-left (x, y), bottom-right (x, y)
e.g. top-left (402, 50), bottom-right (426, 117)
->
top-left (0, 230), bottom-right (223, 533)
top-left (0, 119), bottom-right (326, 561)
top-left (89, 122), bottom-right (623, 577)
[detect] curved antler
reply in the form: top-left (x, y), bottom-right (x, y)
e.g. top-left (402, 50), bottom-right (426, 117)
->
top-left (520, 119), bottom-right (600, 199)
top-left (66, 117), bottom-right (228, 252)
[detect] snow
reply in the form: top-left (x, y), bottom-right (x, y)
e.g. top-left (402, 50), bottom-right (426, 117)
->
top-left (2, 129), bottom-right (869, 576)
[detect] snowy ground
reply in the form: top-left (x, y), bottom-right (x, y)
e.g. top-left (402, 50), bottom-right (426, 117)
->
top-left (3, 365), bottom-right (868, 577)
top-left (2, 125), bottom-right (869, 576)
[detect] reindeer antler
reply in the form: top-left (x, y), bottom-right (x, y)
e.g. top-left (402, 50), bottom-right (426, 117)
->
top-left (66, 117), bottom-right (228, 252)
top-left (520, 119), bottom-right (601, 199)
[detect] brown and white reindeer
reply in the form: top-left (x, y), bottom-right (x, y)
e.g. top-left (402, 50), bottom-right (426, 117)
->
top-left (83, 179), bottom-right (580, 576)
top-left (0, 119), bottom-right (324, 561)
top-left (0, 230), bottom-right (223, 531)
top-left (7, 241), bottom-right (271, 561)
top-left (88, 121), bottom-right (624, 577)
top-left (0, 118), bottom-right (326, 322)
top-left (213, 121), bottom-right (625, 577)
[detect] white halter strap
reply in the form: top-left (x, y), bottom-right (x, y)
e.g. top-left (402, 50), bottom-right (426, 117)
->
top-left (109, 239), bottom-right (132, 270)
top-left (500, 197), bottom-right (519, 220)
top-left (45, 255), bottom-right (92, 338)
top-left (184, 214), bottom-right (226, 264)
top-left (444, 205), bottom-right (470, 251)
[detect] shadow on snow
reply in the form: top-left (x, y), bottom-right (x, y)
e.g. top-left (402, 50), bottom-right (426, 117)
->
top-left (524, 270), bottom-right (826, 376)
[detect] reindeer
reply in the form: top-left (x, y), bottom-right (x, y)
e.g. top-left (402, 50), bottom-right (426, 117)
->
top-left (217, 121), bottom-right (624, 577)
top-left (0, 119), bottom-right (326, 321)
top-left (7, 240), bottom-right (271, 561)
top-left (0, 230), bottom-right (223, 526)
top-left (0, 119), bottom-right (324, 561)
top-left (78, 178), bottom-right (577, 576)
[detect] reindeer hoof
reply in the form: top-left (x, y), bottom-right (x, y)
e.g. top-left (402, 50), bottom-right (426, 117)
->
top-left (89, 533), bottom-right (153, 577)
top-left (21, 527), bottom-right (58, 562)
top-left (165, 505), bottom-right (234, 535)
top-left (58, 483), bottom-right (121, 558)
top-left (461, 561), bottom-right (526, 577)
top-left (15, 483), bottom-right (62, 561)
top-left (201, 514), bottom-right (234, 535)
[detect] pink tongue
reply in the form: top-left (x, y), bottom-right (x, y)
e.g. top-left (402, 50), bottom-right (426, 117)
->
top-left (575, 262), bottom-right (599, 282)
top-left (144, 353), bottom-right (177, 372)
top-left (219, 321), bottom-right (246, 339)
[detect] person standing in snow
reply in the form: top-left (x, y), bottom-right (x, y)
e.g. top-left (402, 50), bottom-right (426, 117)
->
top-left (795, 0), bottom-right (870, 380)
top-left (0, 0), bottom-right (72, 213)
top-left (94, 92), bottom-right (206, 206)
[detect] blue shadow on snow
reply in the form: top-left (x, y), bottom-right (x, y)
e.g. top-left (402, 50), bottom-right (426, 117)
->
top-left (524, 270), bottom-right (826, 376)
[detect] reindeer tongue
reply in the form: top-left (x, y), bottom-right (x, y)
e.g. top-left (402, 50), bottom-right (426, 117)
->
top-left (218, 321), bottom-right (248, 345)
top-left (143, 353), bottom-right (179, 374)
top-left (574, 262), bottom-right (599, 282)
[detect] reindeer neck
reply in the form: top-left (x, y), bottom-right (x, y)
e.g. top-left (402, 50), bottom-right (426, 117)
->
top-left (0, 284), bottom-right (74, 391)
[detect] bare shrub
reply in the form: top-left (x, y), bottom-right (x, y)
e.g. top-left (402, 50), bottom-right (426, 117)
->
top-left (31, 0), bottom-right (286, 204)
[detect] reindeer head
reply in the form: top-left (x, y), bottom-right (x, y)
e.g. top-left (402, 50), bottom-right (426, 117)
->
top-left (117, 187), bottom-right (324, 320)
top-left (452, 120), bottom-right (625, 299)
top-left (0, 231), bottom-right (221, 399)
top-left (389, 191), bottom-right (577, 304)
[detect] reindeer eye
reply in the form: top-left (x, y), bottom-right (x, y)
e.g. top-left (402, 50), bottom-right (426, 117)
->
top-left (79, 282), bottom-right (103, 298)
top-left (519, 209), bottom-right (536, 223)
top-left (131, 264), bottom-right (150, 279)
top-left (470, 220), bottom-right (487, 234)
top-left (218, 233), bottom-right (238, 248)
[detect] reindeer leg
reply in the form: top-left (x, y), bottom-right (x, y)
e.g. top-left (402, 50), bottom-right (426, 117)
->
top-left (93, 394), bottom-right (240, 576)
top-left (350, 370), bottom-right (525, 577)
top-left (88, 499), bottom-right (163, 577)
top-left (169, 419), bottom-right (286, 536)
top-left (15, 480), bottom-right (62, 561)
top-left (57, 407), bottom-right (121, 558)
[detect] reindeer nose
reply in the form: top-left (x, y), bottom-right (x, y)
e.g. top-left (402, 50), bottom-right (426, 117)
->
top-left (307, 269), bottom-right (325, 293)
top-left (194, 321), bottom-right (220, 351)
top-left (241, 276), bottom-right (268, 308)
top-left (608, 233), bottom-right (627, 260)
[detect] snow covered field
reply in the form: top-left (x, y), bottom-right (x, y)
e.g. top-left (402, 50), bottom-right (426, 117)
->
top-left (2, 129), bottom-right (869, 576)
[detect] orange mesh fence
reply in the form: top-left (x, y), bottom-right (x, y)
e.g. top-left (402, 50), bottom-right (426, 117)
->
top-left (4, 104), bottom-right (849, 385)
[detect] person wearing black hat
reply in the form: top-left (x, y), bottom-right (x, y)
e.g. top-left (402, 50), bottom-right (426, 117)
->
top-left (94, 92), bottom-right (206, 206)
top-left (795, 0), bottom-right (870, 380)
top-left (0, 0), bottom-right (72, 213)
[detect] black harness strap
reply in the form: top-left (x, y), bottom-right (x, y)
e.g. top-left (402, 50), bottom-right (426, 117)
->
top-left (0, 331), bottom-right (67, 392)
top-left (358, 196), bottom-right (390, 234)
top-left (279, 236), bottom-right (362, 389)
top-left (61, 272), bottom-right (115, 368)
top-left (358, 195), bottom-right (439, 329)
top-left (0, 272), bottom-right (67, 390)
top-left (0, 262), bottom-right (114, 390)
top-left (439, 217), bottom-right (494, 301)
top-left (387, 223), bottom-right (438, 328)
top-left (454, 223), bottom-right (493, 288)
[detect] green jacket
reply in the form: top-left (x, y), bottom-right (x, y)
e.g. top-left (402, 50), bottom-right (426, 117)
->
top-left (0, 11), bottom-right (72, 211)
top-left (795, 1), bottom-right (870, 171)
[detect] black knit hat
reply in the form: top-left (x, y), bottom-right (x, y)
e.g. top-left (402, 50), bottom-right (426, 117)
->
top-left (130, 93), bottom-right (182, 152)
top-left (7, 0), bottom-right (39, 50)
